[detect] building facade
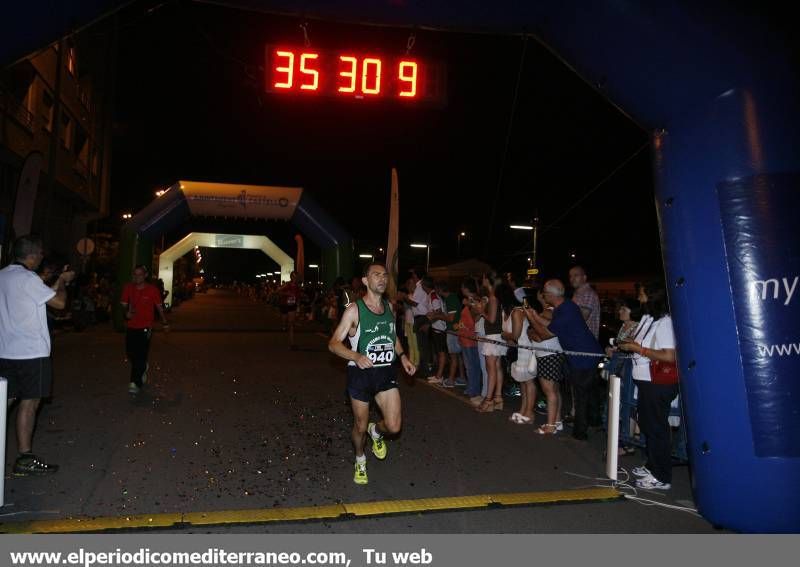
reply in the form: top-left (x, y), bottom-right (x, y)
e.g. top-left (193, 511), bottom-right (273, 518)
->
top-left (0, 22), bottom-right (115, 265)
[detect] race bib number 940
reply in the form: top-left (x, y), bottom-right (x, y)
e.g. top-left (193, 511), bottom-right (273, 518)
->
top-left (366, 339), bottom-right (395, 367)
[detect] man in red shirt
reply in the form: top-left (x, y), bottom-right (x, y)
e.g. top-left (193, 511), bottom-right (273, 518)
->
top-left (120, 265), bottom-right (169, 394)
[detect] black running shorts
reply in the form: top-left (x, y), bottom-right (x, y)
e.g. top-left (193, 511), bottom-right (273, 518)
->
top-left (0, 357), bottom-right (53, 400)
top-left (347, 364), bottom-right (399, 403)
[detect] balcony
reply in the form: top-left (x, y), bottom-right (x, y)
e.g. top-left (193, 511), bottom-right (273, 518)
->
top-left (0, 88), bottom-right (35, 131)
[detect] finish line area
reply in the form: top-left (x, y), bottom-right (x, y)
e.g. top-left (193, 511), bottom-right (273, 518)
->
top-left (1, 291), bottom-right (710, 533)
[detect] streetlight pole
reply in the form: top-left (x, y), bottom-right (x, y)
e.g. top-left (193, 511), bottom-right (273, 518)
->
top-left (426, 245), bottom-right (430, 273)
top-left (410, 243), bottom-right (430, 273)
top-left (510, 223), bottom-right (538, 280)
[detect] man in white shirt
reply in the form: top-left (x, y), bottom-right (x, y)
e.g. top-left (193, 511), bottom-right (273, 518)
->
top-left (409, 271), bottom-right (433, 376)
top-left (0, 236), bottom-right (72, 476)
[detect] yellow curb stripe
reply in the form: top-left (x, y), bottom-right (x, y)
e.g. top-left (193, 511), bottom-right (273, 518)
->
top-left (489, 488), bottom-right (619, 505)
top-left (184, 505), bottom-right (346, 526)
top-left (344, 495), bottom-right (491, 516)
top-left (0, 488), bottom-right (621, 534)
top-left (0, 512), bottom-right (183, 535)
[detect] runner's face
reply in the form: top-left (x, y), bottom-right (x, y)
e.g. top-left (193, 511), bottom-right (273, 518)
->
top-left (133, 269), bottom-right (146, 283)
top-left (363, 267), bottom-right (388, 294)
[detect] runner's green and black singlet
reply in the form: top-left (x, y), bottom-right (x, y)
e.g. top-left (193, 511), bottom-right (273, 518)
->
top-left (348, 298), bottom-right (397, 367)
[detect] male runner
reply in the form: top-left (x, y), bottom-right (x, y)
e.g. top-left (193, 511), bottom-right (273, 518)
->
top-left (120, 265), bottom-right (169, 394)
top-left (328, 263), bottom-right (416, 484)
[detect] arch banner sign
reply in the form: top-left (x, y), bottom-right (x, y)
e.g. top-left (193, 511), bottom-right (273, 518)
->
top-left (180, 181), bottom-right (301, 220)
top-left (718, 173), bottom-right (800, 457)
top-left (215, 234), bottom-right (244, 248)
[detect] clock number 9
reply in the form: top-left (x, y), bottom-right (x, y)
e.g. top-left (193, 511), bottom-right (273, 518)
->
top-left (398, 61), bottom-right (418, 98)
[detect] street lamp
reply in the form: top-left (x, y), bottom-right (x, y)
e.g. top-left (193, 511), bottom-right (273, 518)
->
top-left (457, 232), bottom-right (466, 258)
top-left (359, 254), bottom-right (374, 260)
top-left (121, 212), bottom-right (133, 220)
top-left (510, 219), bottom-right (539, 275)
top-left (410, 243), bottom-right (430, 273)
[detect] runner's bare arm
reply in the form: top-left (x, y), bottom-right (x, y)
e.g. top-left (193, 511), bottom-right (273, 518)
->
top-left (328, 304), bottom-right (373, 368)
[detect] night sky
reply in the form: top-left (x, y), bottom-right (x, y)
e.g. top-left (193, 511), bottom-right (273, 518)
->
top-left (110, 0), bottom-right (658, 282)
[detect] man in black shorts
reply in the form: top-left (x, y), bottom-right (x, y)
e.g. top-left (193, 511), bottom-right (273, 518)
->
top-left (0, 236), bottom-right (73, 475)
top-left (329, 263), bottom-right (417, 484)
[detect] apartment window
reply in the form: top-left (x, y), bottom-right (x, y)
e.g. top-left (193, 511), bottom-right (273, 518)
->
top-left (60, 113), bottom-right (73, 150)
top-left (42, 91), bottom-right (54, 131)
top-left (23, 82), bottom-right (35, 115)
top-left (76, 127), bottom-right (89, 164)
top-left (67, 46), bottom-right (76, 76)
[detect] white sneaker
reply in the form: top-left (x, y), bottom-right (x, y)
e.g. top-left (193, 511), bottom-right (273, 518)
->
top-left (635, 475), bottom-right (671, 490)
top-left (128, 382), bottom-right (140, 394)
top-left (632, 465), bottom-right (652, 477)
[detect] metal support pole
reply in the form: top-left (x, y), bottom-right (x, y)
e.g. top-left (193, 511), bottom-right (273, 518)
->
top-left (605, 373), bottom-right (621, 482)
top-left (1, 377), bottom-right (7, 507)
top-left (531, 218), bottom-right (539, 270)
top-left (426, 245), bottom-right (430, 274)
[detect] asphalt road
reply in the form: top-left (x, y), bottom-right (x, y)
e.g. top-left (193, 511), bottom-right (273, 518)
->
top-left (1, 289), bottom-right (718, 533)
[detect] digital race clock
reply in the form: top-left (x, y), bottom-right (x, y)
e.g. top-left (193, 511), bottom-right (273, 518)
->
top-left (265, 46), bottom-right (446, 104)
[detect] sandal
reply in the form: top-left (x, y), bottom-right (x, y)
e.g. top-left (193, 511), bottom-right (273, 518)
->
top-left (537, 424), bottom-right (558, 435)
top-left (493, 397), bottom-right (504, 411)
top-left (476, 399), bottom-right (495, 412)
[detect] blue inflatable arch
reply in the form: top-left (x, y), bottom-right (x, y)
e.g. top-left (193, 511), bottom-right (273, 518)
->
top-left (5, 1), bottom-right (797, 532)
top-left (118, 179), bottom-right (353, 285)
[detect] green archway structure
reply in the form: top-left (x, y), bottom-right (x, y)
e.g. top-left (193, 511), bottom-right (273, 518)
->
top-left (157, 232), bottom-right (294, 304)
top-left (115, 180), bottom-right (353, 329)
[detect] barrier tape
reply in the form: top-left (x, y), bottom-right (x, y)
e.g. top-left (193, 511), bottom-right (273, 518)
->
top-left (429, 328), bottom-right (629, 360)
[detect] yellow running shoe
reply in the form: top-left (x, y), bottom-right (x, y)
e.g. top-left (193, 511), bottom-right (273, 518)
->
top-left (354, 460), bottom-right (368, 485)
top-left (368, 422), bottom-right (387, 460)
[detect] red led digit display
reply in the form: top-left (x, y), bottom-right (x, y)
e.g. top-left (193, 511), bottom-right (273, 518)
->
top-left (338, 55), bottom-right (358, 93)
top-left (299, 53), bottom-right (319, 91)
top-left (265, 46), bottom-right (445, 104)
top-left (398, 61), bottom-right (418, 98)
